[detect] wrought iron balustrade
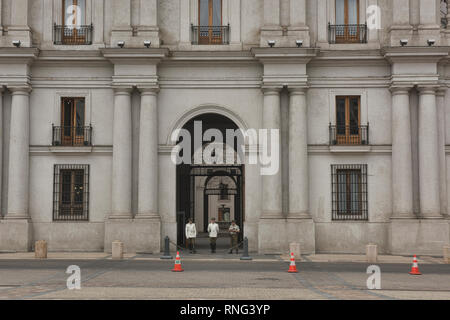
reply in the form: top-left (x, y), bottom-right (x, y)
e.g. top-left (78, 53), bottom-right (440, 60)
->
top-left (54, 24), bottom-right (93, 45)
top-left (52, 125), bottom-right (93, 147)
top-left (329, 124), bottom-right (369, 146)
top-left (191, 24), bottom-right (230, 45)
top-left (328, 23), bottom-right (367, 44)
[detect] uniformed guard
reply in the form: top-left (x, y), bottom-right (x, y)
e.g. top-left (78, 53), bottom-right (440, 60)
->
top-left (185, 218), bottom-right (197, 254)
top-left (228, 220), bottom-right (240, 254)
top-left (207, 217), bottom-right (219, 253)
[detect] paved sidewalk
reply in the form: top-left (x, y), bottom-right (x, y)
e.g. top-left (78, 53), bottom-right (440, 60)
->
top-left (0, 251), bottom-right (447, 264)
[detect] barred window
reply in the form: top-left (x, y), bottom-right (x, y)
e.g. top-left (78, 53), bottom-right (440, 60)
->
top-left (53, 164), bottom-right (89, 221)
top-left (331, 164), bottom-right (368, 220)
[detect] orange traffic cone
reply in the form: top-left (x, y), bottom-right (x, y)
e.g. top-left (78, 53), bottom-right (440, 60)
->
top-left (288, 252), bottom-right (298, 273)
top-left (409, 255), bottom-right (421, 275)
top-left (172, 251), bottom-right (184, 272)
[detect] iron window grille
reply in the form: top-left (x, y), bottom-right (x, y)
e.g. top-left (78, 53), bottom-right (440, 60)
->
top-left (191, 24), bottom-right (230, 45)
top-left (53, 23), bottom-right (93, 45)
top-left (331, 164), bottom-right (368, 221)
top-left (53, 164), bottom-right (90, 221)
top-left (328, 23), bottom-right (367, 44)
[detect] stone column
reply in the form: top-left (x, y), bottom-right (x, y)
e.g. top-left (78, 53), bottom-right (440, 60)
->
top-left (263, 0), bottom-right (280, 27)
top-left (436, 88), bottom-right (448, 217)
top-left (418, 86), bottom-right (441, 218)
top-left (0, 0), bottom-right (3, 33)
top-left (392, 0), bottom-right (411, 26)
top-left (229, 0), bottom-right (241, 45)
top-left (447, 1), bottom-right (450, 29)
top-left (137, 0), bottom-right (159, 42)
top-left (179, 0), bottom-right (191, 45)
top-left (419, 0), bottom-right (439, 27)
top-left (288, 88), bottom-right (309, 219)
top-left (261, 88), bottom-right (282, 219)
top-left (111, 0), bottom-right (132, 42)
top-left (110, 87), bottom-right (133, 219)
top-left (0, 88), bottom-right (3, 217)
top-left (9, 0), bottom-right (31, 46)
top-left (390, 87), bottom-right (414, 219)
top-left (390, 0), bottom-right (412, 46)
top-left (5, 87), bottom-right (31, 220)
top-left (137, 87), bottom-right (160, 219)
top-left (317, 0), bottom-right (328, 44)
top-left (289, 0), bottom-right (306, 27)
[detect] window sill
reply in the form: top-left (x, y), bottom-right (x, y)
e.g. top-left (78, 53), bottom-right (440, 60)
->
top-left (329, 145), bottom-right (371, 153)
top-left (49, 146), bottom-right (93, 153)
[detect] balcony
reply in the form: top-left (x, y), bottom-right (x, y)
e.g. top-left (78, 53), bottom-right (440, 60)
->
top-left (329, 124), bottom-right (369, 146)
top-left (328, 23), bottom-right (367, 44)
top-left (53, 24), bottom-right (93, 45)
top-left (191, 24), bottom-right (230, 45)
top-left (52, 125), bottom-right (93, 147)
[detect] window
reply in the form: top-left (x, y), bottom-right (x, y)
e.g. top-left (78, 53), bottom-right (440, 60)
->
top-left (192, 0), bottom-right (229, 45)
top-left (331, 164), bottom-right (368, 221)
top-left (334, 96), bottom-right (365, 145)
top-left (64, 0), bottom-right (86, 27)
top-left (329, 0), bottom-right (366, 43)
top-left (53, 97), bottom-right (92, 146)
top-left (219, 183), bottom-right (229, 200)
top-left (53, 164), bottom-right (89, 221)
top-left (54, 0), bottom-right (92, 45)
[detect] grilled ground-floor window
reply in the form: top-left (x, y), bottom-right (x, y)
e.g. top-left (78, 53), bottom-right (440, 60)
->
top-left (331, 164), bottom-right (368, 221)
top-left (53, 164), bottom-right (89, 221)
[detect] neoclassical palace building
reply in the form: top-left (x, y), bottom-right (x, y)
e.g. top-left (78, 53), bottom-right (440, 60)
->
top-left (0, 0), bottom-right (450, 255)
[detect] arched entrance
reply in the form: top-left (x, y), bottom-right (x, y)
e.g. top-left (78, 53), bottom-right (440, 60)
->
top-left (175, 113), bottom-right (245, 252)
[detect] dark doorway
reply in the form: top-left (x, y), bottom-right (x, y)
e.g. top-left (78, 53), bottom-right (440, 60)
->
top-left (175, 113), bottom-right (245, 250)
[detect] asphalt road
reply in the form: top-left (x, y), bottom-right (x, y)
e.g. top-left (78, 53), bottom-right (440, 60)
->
top-left (0, 259), bottom-right (449, 300)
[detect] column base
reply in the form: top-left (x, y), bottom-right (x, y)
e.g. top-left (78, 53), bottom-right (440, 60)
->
top-left (104, 218), bottom-right (161, 254)
top-left (258, 218), bottom-right (316, 254)
top-left (389, 219), bottom-right (449, 255)
top-left (4, 26), bottom-right (32, 47)
top-left (285, 218), bottom-right (315, 254)
top-left (0, 219), bottom-right (32, 252)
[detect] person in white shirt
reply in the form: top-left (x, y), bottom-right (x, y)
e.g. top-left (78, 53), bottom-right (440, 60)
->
top-left (207, 217), bottom-right (220, 253)
top-left (185, 218), bottom-right (197, 254)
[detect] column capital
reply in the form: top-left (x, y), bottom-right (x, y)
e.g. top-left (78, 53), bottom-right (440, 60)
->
top-left (262, 86), bottom-right (282, 95)
top-left (417, 85), bottom-right (439, 95)
top-left (113, 86), bottom-right (133, 95)
top-left (436, 87), bottom-right (447, 97)
top-left (138, 86), bottom-right (160, 95)
top-left (389, 86), bottom-right (412, 95)
top-left (288, 87), bottom-right (308, 95)
top-left (7, 85), bottom-right (32, 95)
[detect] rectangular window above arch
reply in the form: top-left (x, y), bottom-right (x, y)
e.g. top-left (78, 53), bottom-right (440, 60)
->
top-left (54, 0), bottom-right (93, 45)
top-left (191, 0), bottom-right (230, 45)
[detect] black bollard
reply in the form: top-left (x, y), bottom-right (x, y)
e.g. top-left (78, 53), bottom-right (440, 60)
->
top-left (240, 237), bottom-right (252, 261)
top-left (160, 236), bottom-right (173, 259)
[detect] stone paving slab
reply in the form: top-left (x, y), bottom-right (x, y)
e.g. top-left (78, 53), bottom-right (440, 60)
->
top-left (0, 252), bottom-right (447, 264)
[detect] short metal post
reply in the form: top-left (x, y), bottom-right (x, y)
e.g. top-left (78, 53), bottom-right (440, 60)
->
top-left (160, 236), bottom-right (173, 259)
top-left (240, 237), bottom-right (252, 261)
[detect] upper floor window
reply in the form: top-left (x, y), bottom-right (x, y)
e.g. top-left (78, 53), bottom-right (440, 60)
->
top-left (330, 96), bottom-right (369, 145)
top-left (329, 0), bottom-right (367, 43)
top-left (54, 0), bottom-right (92, 45)
top-left (192, 0), bottom-right (229, 45)
top-left (442, 0), bottom-right (449, 28)
top-left (52, 97), bottom-right (92, 147)
top-left (64, 0), bottom-right (86, 27)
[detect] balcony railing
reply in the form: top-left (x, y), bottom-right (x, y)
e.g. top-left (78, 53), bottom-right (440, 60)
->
top-left (328, 23), bottom-right (367, 44)
top-left (52, 125), bottom-right (93, 147)
top-left (329, 124), bottom-right (369, 146)
top-left (54, 24), bottom-right (93, 45)
top-left (191, 24), bottom-right (230, 45)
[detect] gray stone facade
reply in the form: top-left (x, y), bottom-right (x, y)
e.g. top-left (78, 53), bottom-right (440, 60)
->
top-left (0, 0), bottom-right (449, 255)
